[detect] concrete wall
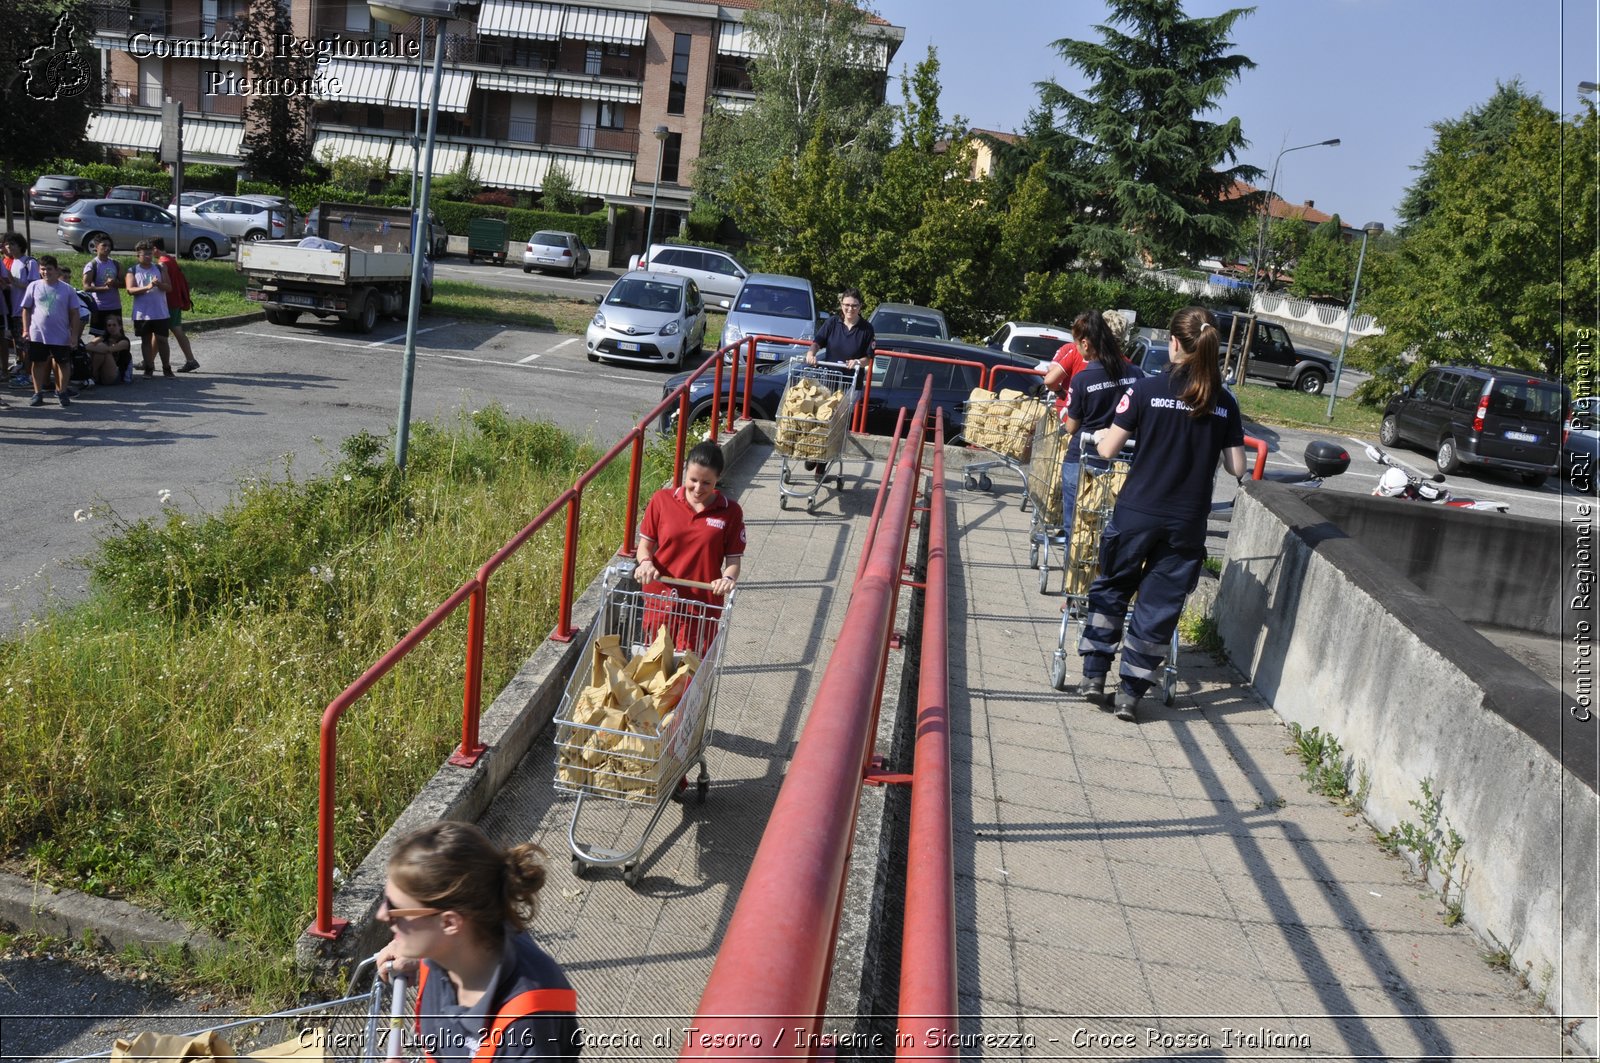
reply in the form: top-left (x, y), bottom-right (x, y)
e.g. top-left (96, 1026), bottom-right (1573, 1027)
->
top-left (1216, 484), bottom-right (1597, 1055)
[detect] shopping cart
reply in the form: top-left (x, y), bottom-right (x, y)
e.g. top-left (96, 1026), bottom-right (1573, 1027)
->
top-left (958, 388), bottom-right (1047, 499)
top-left (64, 957), bottom-right (416, 1063)
top-left (1024, 406), bottom-right (1069, 594)
top-left (553, 565), bottom-right (733, 886)
top-left (774, 360), bottom-right (857, 512)
top-left (1046, 445), bottom-right (1178, 707)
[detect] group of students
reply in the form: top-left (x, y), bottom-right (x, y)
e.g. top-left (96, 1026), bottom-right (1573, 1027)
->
top-left (1043, 305), bottom-right (1247, 723)
top-left (0, 232), bottom-right (200, 409)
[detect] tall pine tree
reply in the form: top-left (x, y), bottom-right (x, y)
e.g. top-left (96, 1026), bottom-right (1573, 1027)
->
top-left (1038, 0), bottom-right (1259, 275)
top-left (238, 0), bottom-right (312, 185)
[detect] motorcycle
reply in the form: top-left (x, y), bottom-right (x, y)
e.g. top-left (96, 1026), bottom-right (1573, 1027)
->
top-left (1362, 443), bottom-right (1510, 512)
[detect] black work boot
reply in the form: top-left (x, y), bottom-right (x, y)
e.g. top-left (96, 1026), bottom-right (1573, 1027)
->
top-left (1076, 675), bottom-right (1107, 705)
top-left (1113, 689), bottom-right (1140, 722)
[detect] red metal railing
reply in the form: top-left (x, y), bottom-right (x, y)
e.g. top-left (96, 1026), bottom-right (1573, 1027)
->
top-left (898, 413), bottom-right (957, 1054)
top-left (309, 338), bottom-right (758, 939)
top-left (1242, 434), bottom-right (1269, 479)
top-left (681, 380), bottom-right (935, 1055)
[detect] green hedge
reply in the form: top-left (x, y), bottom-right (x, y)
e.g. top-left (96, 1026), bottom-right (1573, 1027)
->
top-left (431, 200), bottom-right (605, 245)
top-left (14, 159), bottom-right (236, 197)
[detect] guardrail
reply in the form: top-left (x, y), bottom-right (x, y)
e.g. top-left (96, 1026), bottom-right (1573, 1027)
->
top-left (308, 337), bottom-right (759, 939)
top-left (682, 380), bottom-right (934, 1055)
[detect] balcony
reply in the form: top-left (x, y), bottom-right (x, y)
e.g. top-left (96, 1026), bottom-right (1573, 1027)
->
top-left (713, 60), bottom-right (753, 94)
top-left (485, 117), bottom-right (638, 155)
top-left (425, 33), bottom-right (643, 80)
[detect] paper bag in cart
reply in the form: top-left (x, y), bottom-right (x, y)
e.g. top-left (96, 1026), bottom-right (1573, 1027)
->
top-left (111, 1030), bottom-right (332, 1062)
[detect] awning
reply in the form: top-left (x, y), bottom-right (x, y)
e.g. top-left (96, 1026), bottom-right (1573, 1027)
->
top-left (478, 0), bottom-right (563, 40)
top-left (312, 131), bottom-right (400, 167)
top-left (392, 139), bottom-right (471, 178)
top-left (560, 6), bottom-right (646, 45)
top-left (318, 60), bottom-right (395, 105)
top-left (389, 67), bottom-right (475, 113)
top-left (558, 79), bottom-right (640, 103)
top-left (476, 70), bottom-right (561, 95)
top-left (563, 154), bottom-right (634, 197)
top-left (184, 118), bottom-right (243, 158)
top-left (86, 111), bottom-right (161, 150)
top-left (471, 145), bottom-right (548, 191)
top-left (716, 21), bottom-right (760, 58)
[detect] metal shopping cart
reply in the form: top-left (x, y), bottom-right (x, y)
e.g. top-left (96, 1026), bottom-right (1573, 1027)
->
top-left (1023, 406), bottom-right (1069, 594)
top-left (773, 360), bottom-right (857, 512)
top-left (958, 388), bottom-right (1046, 499)
top-left (553, 565), bottom-right (733, 886)
top-left (65, 957), bottom-right (416, 1063)
top-left (1046, 445), bottom-right (1178, 706)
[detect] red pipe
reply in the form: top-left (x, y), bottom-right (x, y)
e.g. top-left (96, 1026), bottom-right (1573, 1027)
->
top-left (854, 409), bottom-right (908, 586)
top-left (310, 578), bottom-right (480, 939)
top-left (1242, 434), bottom-right (1269, 479)
top-left (897, 414), bottom-right (956, 1054)
top-left (681, 385), bottom-right (934, 1058)
top-left (741, 338), bottom-right (756, 421)
top-left (452, 586), bottom-right (489, 767)
top-left (623, 433), bottom-right (644, 556)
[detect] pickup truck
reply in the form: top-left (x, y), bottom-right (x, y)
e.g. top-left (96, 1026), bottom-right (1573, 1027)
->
top-left (1213, 310), bottom-right (1335, 394)
top-left (238, 203), bottom-right (432, 333)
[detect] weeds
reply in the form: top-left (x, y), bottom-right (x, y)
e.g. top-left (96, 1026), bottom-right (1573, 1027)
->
top-left (1201, 556), bottom-right (1223, 577)
top-left (0, 407), bottom-right (670, 1006)
top-left (1286, 723), bottom-right (1354, 803)
top-left (1178, 611), bottom-right (1224, 656)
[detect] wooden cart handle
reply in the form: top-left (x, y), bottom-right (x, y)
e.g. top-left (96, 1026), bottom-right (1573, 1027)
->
top-left (659, 576), bottom-right (719, 591)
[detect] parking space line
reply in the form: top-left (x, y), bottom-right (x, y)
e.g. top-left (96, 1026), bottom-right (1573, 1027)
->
top-left (365, 325), bottom-right (449, 347)
top-left (518, 352), bottom-right (542, 364)
top-left (237, 331), bottom-right (377, 349)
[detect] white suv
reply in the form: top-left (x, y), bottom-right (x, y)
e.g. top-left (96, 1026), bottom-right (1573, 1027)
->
top-left (629, 243), bottom-right (749, 304)
top-left (986, 321), bottom-right (1073, 360)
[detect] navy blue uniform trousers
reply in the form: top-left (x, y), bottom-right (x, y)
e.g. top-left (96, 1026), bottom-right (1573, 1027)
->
top-left (1077, 506), bottom-right (1205, 696)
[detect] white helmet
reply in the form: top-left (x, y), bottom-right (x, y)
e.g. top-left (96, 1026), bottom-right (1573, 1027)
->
top-left (1376, 467), bottom-right (1410, 497)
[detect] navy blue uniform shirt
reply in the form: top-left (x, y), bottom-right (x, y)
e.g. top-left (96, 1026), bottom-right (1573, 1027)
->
top-left (812, 315), bottom-right (875, 363)
top-left (1110, 369), bottom-right (1244, 524)
top-left (1064, 358), bottom-right (1143, 461)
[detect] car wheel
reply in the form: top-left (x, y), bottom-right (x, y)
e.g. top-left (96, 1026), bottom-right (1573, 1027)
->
top-left (188, 238), bottom-right (216, 261)
top-left (81, 231), bottom-right (111, 254)
top-left (523, 265), bottom-right (532, 274)
top-left (569, 262), bottom-right (579, 278)
top-left (1520, 471), bottom-right (1549, 488)
top-left (1379, 414), bottom-right (1400, 447)
top-left (1296, 369), bottom-right (1327, 395)
top-left (1436, 436), bottom-right (1462, 475)
top-left (244, 229), bottom-right (267, 242)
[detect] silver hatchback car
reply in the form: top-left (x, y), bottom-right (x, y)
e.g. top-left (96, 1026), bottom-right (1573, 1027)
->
top-left (720, 273), bottom-right (818, 363)
top-left (585, 271), bottom-right (707, 368)
top-left (524, 230), bottom-right (591, 277)
top-left (57, 199), bottom-right (234, 259)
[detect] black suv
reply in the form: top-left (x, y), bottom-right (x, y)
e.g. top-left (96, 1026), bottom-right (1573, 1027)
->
top-left (1380, 364), bottom-right (1569, 486)
top-left (29, 175), bottom-right (105, 219)
top-left (1213, 311), bottom-right (1335, 394)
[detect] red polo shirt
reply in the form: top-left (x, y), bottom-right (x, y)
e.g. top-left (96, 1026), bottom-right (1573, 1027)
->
top-left (639, 486), bottom-right (746, 598)
top-left (1050, 341), bottom-right (1084, 421)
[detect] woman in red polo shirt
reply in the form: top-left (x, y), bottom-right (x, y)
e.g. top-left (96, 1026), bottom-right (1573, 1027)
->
top-left (634, 441), bottom-right (745, 651)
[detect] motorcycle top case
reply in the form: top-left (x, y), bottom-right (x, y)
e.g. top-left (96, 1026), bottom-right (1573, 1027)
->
top-left (1303, 440), bottom-right (1350, 478)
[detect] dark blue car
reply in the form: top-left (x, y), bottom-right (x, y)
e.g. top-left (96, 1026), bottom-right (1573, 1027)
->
top-left (658, 335), bottom-right (1040, 437)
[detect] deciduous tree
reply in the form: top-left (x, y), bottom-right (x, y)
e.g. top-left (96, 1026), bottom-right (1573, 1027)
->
top-left (2, 0), bottom-right (98, 223)
top-left (238, 0), bottom-right (312, 186)
top-left (1289, 217), bottom-right (1353, 301)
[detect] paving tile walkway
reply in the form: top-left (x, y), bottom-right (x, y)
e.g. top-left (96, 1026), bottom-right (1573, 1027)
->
top-left (474, 440), bottom-right (1578, 1060)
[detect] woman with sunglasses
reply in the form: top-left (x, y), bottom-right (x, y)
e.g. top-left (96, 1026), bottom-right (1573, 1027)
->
top-left (376, 822), bottom-right (580, 1061)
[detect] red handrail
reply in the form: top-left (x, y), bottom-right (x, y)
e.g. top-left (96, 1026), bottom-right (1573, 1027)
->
top-left (854, 408), bottom-right (908, 587)
top-left (853, 350), bottom-right (991, 434)
top-left (309, 337), bottom-right (754, 939)
top-left (681, 380), bottom-right (934, 1056)
top-left (1242, 434), bottom-right (1269, 479)
top-left (898, 412), bottom-right (956, 1054)
top-left (987, 362), bottom-right (1047, 392)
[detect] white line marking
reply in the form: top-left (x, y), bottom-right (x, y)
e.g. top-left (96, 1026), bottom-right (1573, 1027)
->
top-left (517, 352), bottom-right (542, 364)
top-left (549, 337), bottom-right (578, 351)
top-left (237, 331), bottom-right (638, 381)
top-left (237, 331), bottom-right (375, 350)
top-left (366, 324), bottom-right (449, 347)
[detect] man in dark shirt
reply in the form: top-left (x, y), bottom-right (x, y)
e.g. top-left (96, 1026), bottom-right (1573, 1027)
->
top-left (805, 287), bottom-right (875, 367)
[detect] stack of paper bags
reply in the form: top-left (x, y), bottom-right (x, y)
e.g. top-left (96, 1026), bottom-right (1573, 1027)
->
top-left (557, 626), bottom-right (699, 798)
top-left (963, 387), bottom-right (1036, 460)
top-left (1064, 460), bottom-right (1130, 597)
top-left (775, 377), bottom-right (845, 459)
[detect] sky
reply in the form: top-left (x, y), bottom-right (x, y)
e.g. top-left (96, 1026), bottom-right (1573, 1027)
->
top-left (870, 0), bottom-right (1599, 232)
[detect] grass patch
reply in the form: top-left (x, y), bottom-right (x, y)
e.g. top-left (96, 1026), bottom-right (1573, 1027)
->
top-left (1177, 611), bottom-right (1223, 656)
top-left (52, 251), bottom-right (256, 321)
top-left (0, 407), bottom-right (670, 1005)
top-left (431, 280), bottom-right (574, 331)
top-left (1233, 380), bottom-right (1382, 437)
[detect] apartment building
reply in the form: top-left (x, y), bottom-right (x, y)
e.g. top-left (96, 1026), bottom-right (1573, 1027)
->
top-left (85, 0), bottom-right (904, 254)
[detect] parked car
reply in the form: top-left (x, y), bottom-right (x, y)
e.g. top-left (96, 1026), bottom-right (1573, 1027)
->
top-left (523, 230), bottom-right (591, 277)
top-left (29, 175), bottom-right (105, 219)
top-left (585, 270), bottom-right (707, 368)
top-left (237, 194), bottom-right (303, 238)
top-left (108, 185), bottom-right (162, 203)
top-left (659, 335), bottom-right (1038, 437)
top-left (1127, 327), bottom-right (1173, 375)
top-left (986, 321), bottom-right (1072, 360)
top-left (1379, 363), bottom-right (1570, 486)
top-left (869, 302), bottom-right (949, 339)
top-left (306, 205), bottom-right (443, 256)
top-left (57, 199), bottom-right (233, 259)
top-left (630, 243), bottom-right (749, 304)
top-left (177, 195), bottom-right (291, 242)
top-left (169, 191), bottom-right (215, 212)
top-left (1211, 310), bottom-right (1335, 394)
top-left (720, 273), bottom-right (819, 363)
top-left (1565, 395), bottom-right (1599, 489)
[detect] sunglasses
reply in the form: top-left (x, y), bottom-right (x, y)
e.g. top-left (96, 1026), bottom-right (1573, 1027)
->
top-left (380, 892), bottom-right (442, 920)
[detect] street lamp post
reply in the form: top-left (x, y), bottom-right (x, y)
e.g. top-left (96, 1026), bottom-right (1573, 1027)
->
top-left (1326, 221), bottom-right (1384, 421)
top-left (1579, 81), bottom-right (1598, 93)
top-left (642, 124), bottom-right (669, 256)
top-left (1250, 137), bottom-right (1341, 305)
top-left (368, 0), bottom-right (476, 470)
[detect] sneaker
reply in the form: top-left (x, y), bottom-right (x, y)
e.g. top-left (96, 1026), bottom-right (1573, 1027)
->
top-left (162, 368), bottom-right (176, 378)
top-left (29, 393), bottom-right (44, 407)
top-left (56, 390), bottom-right (71, 407)
top-left (1113, 689), bottom-right (1140, 722)
top-left (143, 365), bottom-right (153, 378)
top-left (1076, 676), bottom-right (1106, 704)
top-left (177, 361), bottom-right (200, 373)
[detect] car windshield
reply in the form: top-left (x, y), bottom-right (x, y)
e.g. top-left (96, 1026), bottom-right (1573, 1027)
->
top-left (876, 313), bottom-right (943, 337)
top-left (607, 277), bottom-right (682, 313)
top-left (1010, 335), bottom-right (1066, 358)
top-left (39, 177), bottom-right (77, 190)
top-left (736, 283), bottom-right (812, 320)
top-left (532, 232), bottom-right (567, 247)
top-left (1489, 381), bottom-right (1565, 424)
